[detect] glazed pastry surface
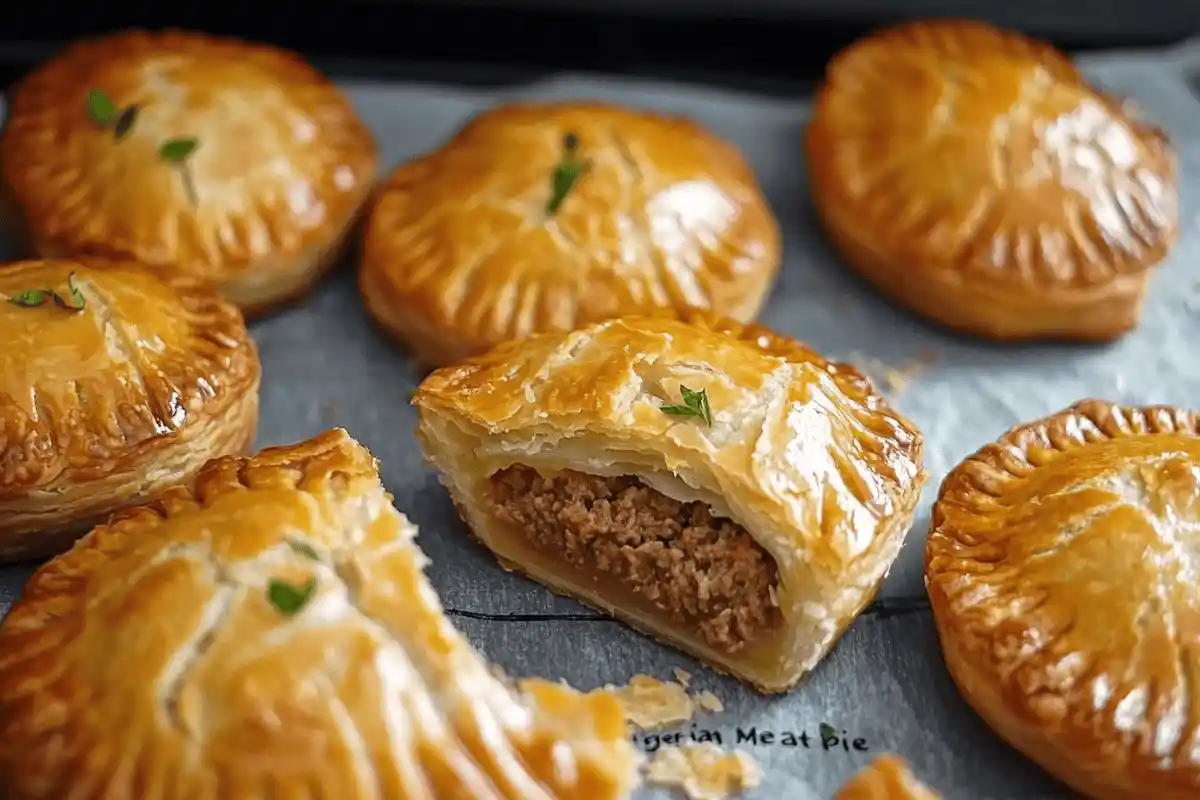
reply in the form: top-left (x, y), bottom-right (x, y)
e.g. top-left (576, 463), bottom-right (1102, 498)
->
top-left (0, 30), bottom-right (378, 315)
top-left (806, 20), bottom-right (1178, 342)
top-left (415, 312), bottom-right (925, 691)
top-left (0, 258), bottom-right (259, 561)
top-left (0, 429), bottom-right (641, 800)
top-left (361, 102), bottom-right (780, 367)
top-left (836, 756), bottom-right (942, 799)
top-left (927, 400), bottom-right (1200, 800)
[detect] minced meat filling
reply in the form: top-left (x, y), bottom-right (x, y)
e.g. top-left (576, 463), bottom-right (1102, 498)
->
top-left (488, 466), bottom-right (781, 653)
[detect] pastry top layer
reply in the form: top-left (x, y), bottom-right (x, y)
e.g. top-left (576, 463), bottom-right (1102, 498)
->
top-left (0, 258), bottom-right (258, 497)
top-left (0, 30), bottom-right (378, 281)
top-left (0, 429), bottom-right (639, 799)
top-left (415, 312), bottom-right (924, 577)
top-left (927, 400), bottom-right (1200, 792)
top-left (363, 101), bottom-right (780, 351)
top-left (807, 19), bottom-right (1177, 289)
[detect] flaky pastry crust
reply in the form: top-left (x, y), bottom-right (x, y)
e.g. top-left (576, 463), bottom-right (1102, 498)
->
top-left (0, 257), bottom-right (259, 562)
top-left (360, 102), bottom-right (780, 368)
top-left (806, 20), bottom-right (1178, 342)
top-left (0, 30), bottom-right (378, 316)
top-left (415, 312), bottom-right (925, 692)
top-left (0, 429), bottom-right (641, 799)
top-left (836, 756), bottom-right (942, 800)
top-left (927, 400), bottom-right (1200, 800)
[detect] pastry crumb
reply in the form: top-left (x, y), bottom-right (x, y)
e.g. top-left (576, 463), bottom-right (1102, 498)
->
top-left (646, 743), bottom-right (761, 799)
top-left (609, 674), bottom-right (696, 730)
top-left (836, 755), bottom-right (942, 799)
top-left (844, 350), bottom-right (936, 396)
top-left (673, 667), bottom-right (693, 687)
top-left (696, 690), bottom-right (724, 713)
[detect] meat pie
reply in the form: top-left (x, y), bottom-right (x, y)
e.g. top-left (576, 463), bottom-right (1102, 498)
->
top-left (0, 430), bottom-right (641, 799)
top-left (414, 312), bottom-right (926, 692)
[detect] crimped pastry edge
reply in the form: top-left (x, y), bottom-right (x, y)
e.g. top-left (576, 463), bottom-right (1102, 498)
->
top-left (926, 399), bottom-right (1200, 800)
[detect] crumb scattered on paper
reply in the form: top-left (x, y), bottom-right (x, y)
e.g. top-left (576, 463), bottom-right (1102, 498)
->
top-left (835, 755), bottom-right (943, 799)
top-left (673, 667), bottom-right (693, 687)
top-left (646, 744), bottom-right (761, 800)
top-left (843, 350), bottom-right (937, 396)
top-left (609, 674), bottom-right (696, 730)
top-left (697, 690), bottom-right (724, 713)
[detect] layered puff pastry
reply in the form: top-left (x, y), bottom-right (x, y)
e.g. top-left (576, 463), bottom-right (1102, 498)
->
top-left (806, 20), bottom-right (1178, 342)
top-left (927, 400), bottom-right (1200, 800)
top-left (0, 258), bottom-right (259, 562)
top-left (836, 756), bottom-right (942, 800)
top-left (414, 312), bottom-right (925, 692)
top-left (0, 429), bottom-right (641, 800)
top-left (0, 30), bottom-right (378, 316)
top-left (360, 102), bottom-right (780, 368)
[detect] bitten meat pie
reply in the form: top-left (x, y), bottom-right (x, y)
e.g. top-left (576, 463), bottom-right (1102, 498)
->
top-left (415, 312), bottom-right (925, 692)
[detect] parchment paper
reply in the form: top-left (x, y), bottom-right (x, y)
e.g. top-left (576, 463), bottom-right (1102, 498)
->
top-left (3, 39), bottom-right (1200, 799)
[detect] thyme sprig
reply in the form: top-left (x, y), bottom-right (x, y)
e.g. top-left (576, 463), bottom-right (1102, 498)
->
top-left (6, 272), bottom-right (86, 313)
top-left (86, 89), bottom-right (201, 204)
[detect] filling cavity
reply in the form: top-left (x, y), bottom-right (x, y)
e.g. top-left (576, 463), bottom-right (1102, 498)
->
top-left (488, 467), bottom-right (781, 653)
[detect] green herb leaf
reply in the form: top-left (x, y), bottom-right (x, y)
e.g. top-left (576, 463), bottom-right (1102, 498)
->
top-left (86, 89), bottom-right (116, 125)
top-left (267, 577), bottom-right (317, 615)
top-left (113, 105), bottom-right (139, 140)
top-left (819, 723), bottom-right (836, 742)
top-left (51, 272), bottom-right (85, 312)
top-left (159, 137), bottom-right (199, 162)
top-left (8, 289), bottom-right (51, 307)
top-left (545, 132), bottom-right (586, 216)
top-left (287, 539), bottom-right (321, 561)
top-left (659, 385), bottom-right (713, 426)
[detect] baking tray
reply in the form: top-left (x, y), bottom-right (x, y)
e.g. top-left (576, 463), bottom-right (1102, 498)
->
top-left (390, 0), bottom-right (1200, 42)
top-left (2, 36), bottom-right (1200, 799)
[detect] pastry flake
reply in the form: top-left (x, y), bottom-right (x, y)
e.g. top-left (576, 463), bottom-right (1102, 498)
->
top-left (0, 430), bottom-right (641, 799)
top-left (608, 674), bottom-right (697, 730)
top-left (0, 257), bottom-right (259, 562)
top-left (645, 744), bottom-right (761, 800)
top-left (360, 101), bottom-right (780, 367)
top-left (415, 312), bottom-right (925, 691)
top-left (806, 20), bottom-right (1178, 342)
top-left (836, 756), bottom-right (942, 799)
top-left (0, 30), bottom-right (379, 316)
top-left (927, 400), bottom-right (1200, 800)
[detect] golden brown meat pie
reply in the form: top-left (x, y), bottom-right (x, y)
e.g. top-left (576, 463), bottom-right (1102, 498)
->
top-left (415, 312), bottom-right (925, 692)
top-left (836, 756), bottom-right (942, 800)
top-left (927, 400), bottom-right (1200, 800)
top-left (806, 20), bottom-right (1178, 342)
top-left (0, 429), bottom-right (641, 800)
top-left (360, 102), bottom-right (781, 367)
top-left (0, 30), bottom-right (378, 316)
top-left (0, 258), bottom-right (259, 562)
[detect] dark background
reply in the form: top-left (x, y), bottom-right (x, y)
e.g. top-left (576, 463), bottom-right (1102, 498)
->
top-left (0, 3), bottom-right (1197, 92)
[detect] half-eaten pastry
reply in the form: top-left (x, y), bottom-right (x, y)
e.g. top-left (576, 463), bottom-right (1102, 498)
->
top-left (360, 101), bottom-right (780, 368)
top-left (806, 20), bottom-right (1178, 342)
top-left (836, 756), bottom-right (942, 800)
top-left (927, 400), bottom-right (1200, 800)
top-left (0, 257), bottom-right (259, 562)
top-left (0, 30), bottom-right (378, 316)
top-left (0, 429), bottom-right (641, 799)
top-left (414, 313), bottom-right (925, 692)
